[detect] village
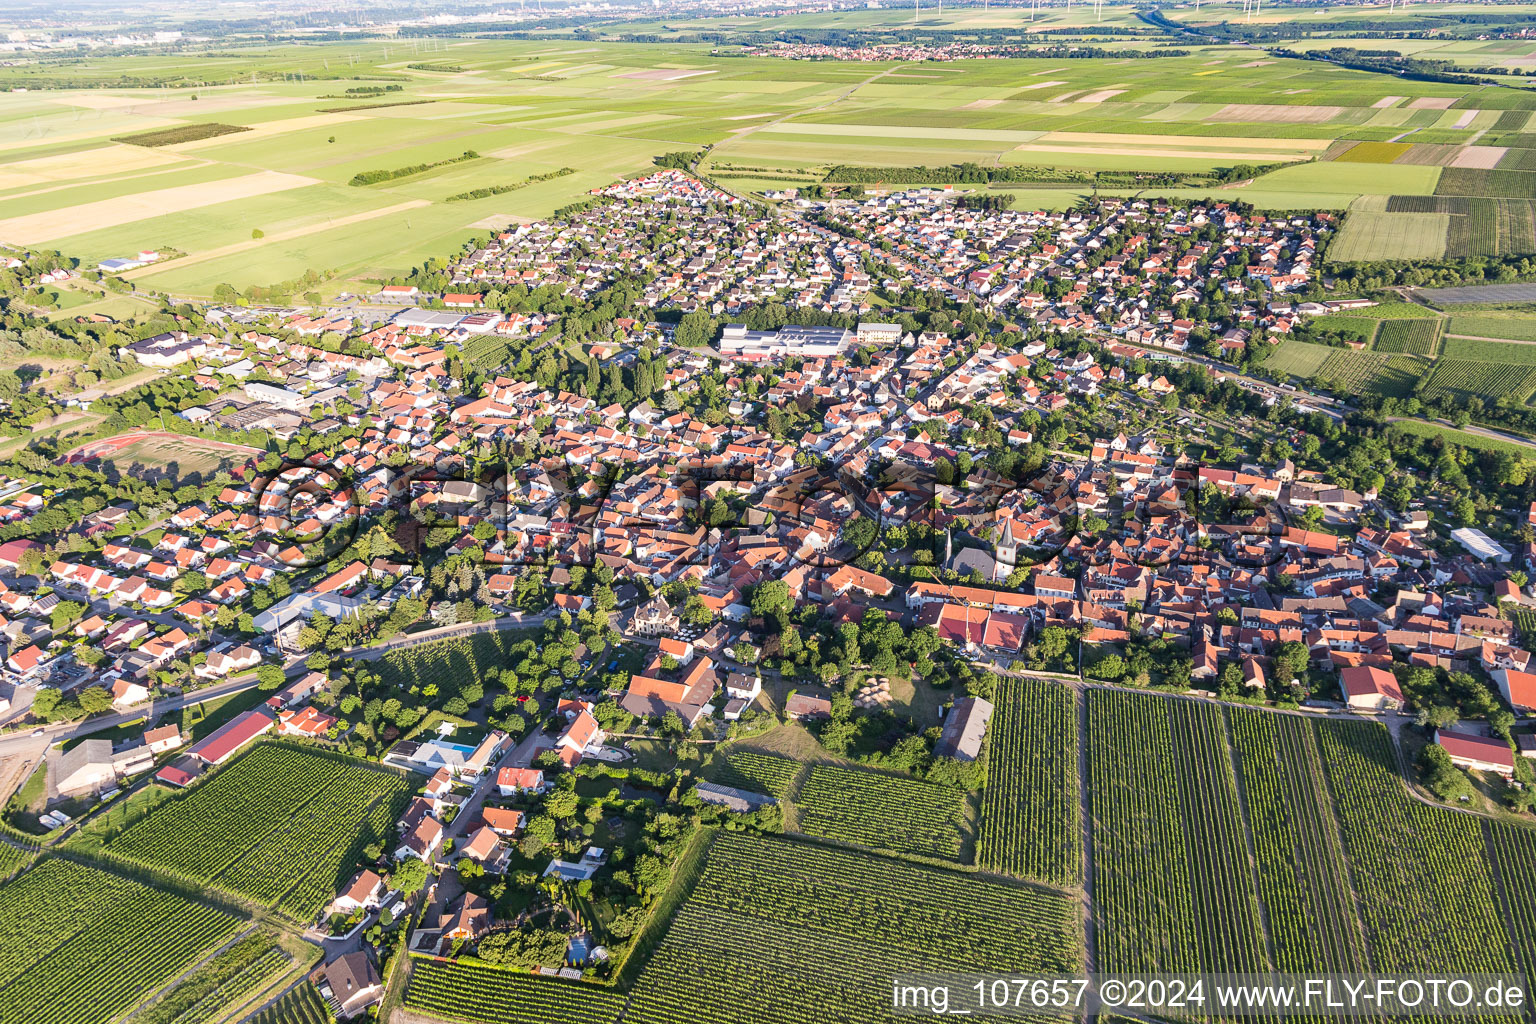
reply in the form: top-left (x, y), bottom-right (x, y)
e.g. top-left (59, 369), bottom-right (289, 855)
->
top-left (0, 170), bottom-right (1532, 1021)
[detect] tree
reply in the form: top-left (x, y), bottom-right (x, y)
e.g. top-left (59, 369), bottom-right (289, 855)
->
top-left (256, 663), bottom-right (286, 691)
top-left (390, 856), bottom-right (431, 896)
top-left (77, 686), bottom-right (113, 715)
top-left (1417, 743), bottom-right (1473, 803)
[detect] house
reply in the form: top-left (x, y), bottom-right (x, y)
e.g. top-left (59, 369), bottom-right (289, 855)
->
top-left (496, 766), bottom-right (546, 796)
top-left (459, 825), bottom-right (510, 873)
top-left (1435, 729), bottom-right (1517, 777)
top-left (186, 709), bottom-right (274, 765)
top-left (1491, 668), bottom-right (1536, 713)
top-left (329, 869), bottom-right (386, 916)
top-left (1339, 665), bottom-right (1404, 710)
top-left (50, 739), bottom-right (116, 798)
top-left (394, 813), bottom-right (445, 862)
top-left (785, 694), bottom-right (833, 720)
top-left (935, 697), bottom-right (993, 762)
top-left (144, 724), bottom-right (183, 753)
top-left (316, 951), bottom-right (383, 1019)
top-left (195, 644), bottom-right (261, 680)
top-left (111, 677), bottom-right (150, 709)
top-left (632, 594), bottom-right (679, 637)
top-left (554, 710), bottom-right (604, 767)
top-left (481, 806), bottom-right (524, 837)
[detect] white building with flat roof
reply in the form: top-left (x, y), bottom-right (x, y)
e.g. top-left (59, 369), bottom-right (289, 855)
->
top-left (1450, 527), bottom-right (1511, 565)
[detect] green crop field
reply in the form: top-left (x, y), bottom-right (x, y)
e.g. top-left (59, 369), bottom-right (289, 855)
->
top-left (1374, 318), bottom-right (1443, 356)
top-left (406, 960), bottom-right (629, 1024)
top-left (1262, 340), bottom-right (1335, 379)
top-left (977, 677), bottom-right (1080, 886)
top-left (105, 743), bottom-right (409, 920)
top-left (247, 981), bottom-right (332, 1024)
top-left (1087, 691), bottom-right (1267, 974)
top-left (375, 625), bottom-right (539, 695)
top-left (621, 832), bottom-right (1081, 1024)
top-left (791, 762), bottom-right (972, 860)
top-left (1417, 359), bottom-right (1536, 405)
top-left (1315, 721), bottom-right (1515, 974)
top-left (1314, 349), bottom-right (1424, 398)
top-left (1227, 709), bottom-right (1370, 975)
top-left (133, 932), bottom-right (290, 1024)
top-left (1328, 211), bottom-right (1447, 262)
top-left (707, 751), bottom-right (803, 798)
top-left (0, 858), bottom-right (241, 1024)
top-left (1436, 167), bottom-right (1536, 199)
top-left (1448, 315), bottom-right (1536, 343)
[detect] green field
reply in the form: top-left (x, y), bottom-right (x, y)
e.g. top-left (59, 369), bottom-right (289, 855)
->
top-left (0, 858), bottom-right (241, 1024)
top-left (1448, 315), bottom-right (1536, 343)
top-left (1374, 318), bottom-right (1443, 356)
top-left (1085, 688), bottom-right (1536, 983)
top-left (105, 743), bottom-right (409, 920)
top-left (791, 763), bottom-right (972, 860)
top-left (623, 831), bottom-right (1080, 1024)
top-left (977, 677), bottom-right (1080, 886)
top-left (0, 36), bottom-right (1522, 297)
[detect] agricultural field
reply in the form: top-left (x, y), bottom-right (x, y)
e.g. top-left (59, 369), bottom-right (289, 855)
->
top-left (706, 750), bottom-right (803, 798)
top-left (621, 831), bottom-right (1081, 1024)
top-left (1485, 822), bottom-right (1536, 984)
top-left (405, 960), bottom-right (628, 1024)
top-left (976, 677), bottom-right (1080, 886)
top-left (1447, 315), bottom-right (1536, 343)
top-left (0, 37), bottom-right (1522, 298)
top-left (790, 762), bottom-right (973, 860)
top-left (1227, 709), bottom-right (1370, 975)
top-left (1314, 720), bottom-right (1515, 974)
top-left (245, 980), bottom-right (332, 1024)
top-left (0, 858), bottom-right (241, 1024)
top-left (132, 931), bottom-right (291, 1024)
top-left (375, 625), bottom-right (537, 694)
top-left (1313, 348), bottom-right (1424, 399)
top-left (1328, 209), bottom-right (1447, 262)
top-left (1416, 360), bottom-right (1536, 406)
top-left (1086, 691), bottom-right (1266, 974)
top-left (1374, 318), bottom-right (1443, 356)
top-left (104, 743), bottom-right (409, 920)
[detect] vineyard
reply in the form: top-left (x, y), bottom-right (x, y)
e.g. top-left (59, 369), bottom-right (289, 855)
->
top-left (976, 677), bottom-right (1080, 886)
top-left (1227, 709), bottom-right (1369, 975)
top-left (1086, 690), bottom-right (1198, 972)
top-left (708, 750), bottom-right (803, 797)
top-left (620, 831), bottom-right (1080, 1024)
top-left (0, 858), bottom-right (240, 1024)
top-left (376, 627), bottom-right (531, 693)
top-left (1485, 821), bottom-right (1536, 985)
top-left (1314, 720), bottom-right (1516, 974)
top-left (106, 744), bottom-right (408, 920)
top-left (791, 763), bottom-right (972, 860)
top-left (406, 958), bottom-right (628, 1024)
top-left (134, 932), bottom-right (290, 1024)
top-left (1086, 691), bottom-right (1269, 974)
top-left (1313, 349), bottom-right (1423, 399)
top-left (1373, 317), bottom-right (1442, 356)
top-left (1417, 359), bottom-right (1536, 406)
top-left (246, 981), bottom-right (331, 1024)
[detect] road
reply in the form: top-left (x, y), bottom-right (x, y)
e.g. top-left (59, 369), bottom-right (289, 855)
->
top-left (342, 608), bottom-right (556, 662)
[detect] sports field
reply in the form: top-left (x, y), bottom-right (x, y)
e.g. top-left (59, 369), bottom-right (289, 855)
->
top-left (2, 35), bottom-right (1533, 296)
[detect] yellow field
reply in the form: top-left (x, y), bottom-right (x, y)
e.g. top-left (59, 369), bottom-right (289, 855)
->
top-left (0, 171), bottom-right (319, 245)
top-left (0, 145), bottom-right (188, 191)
